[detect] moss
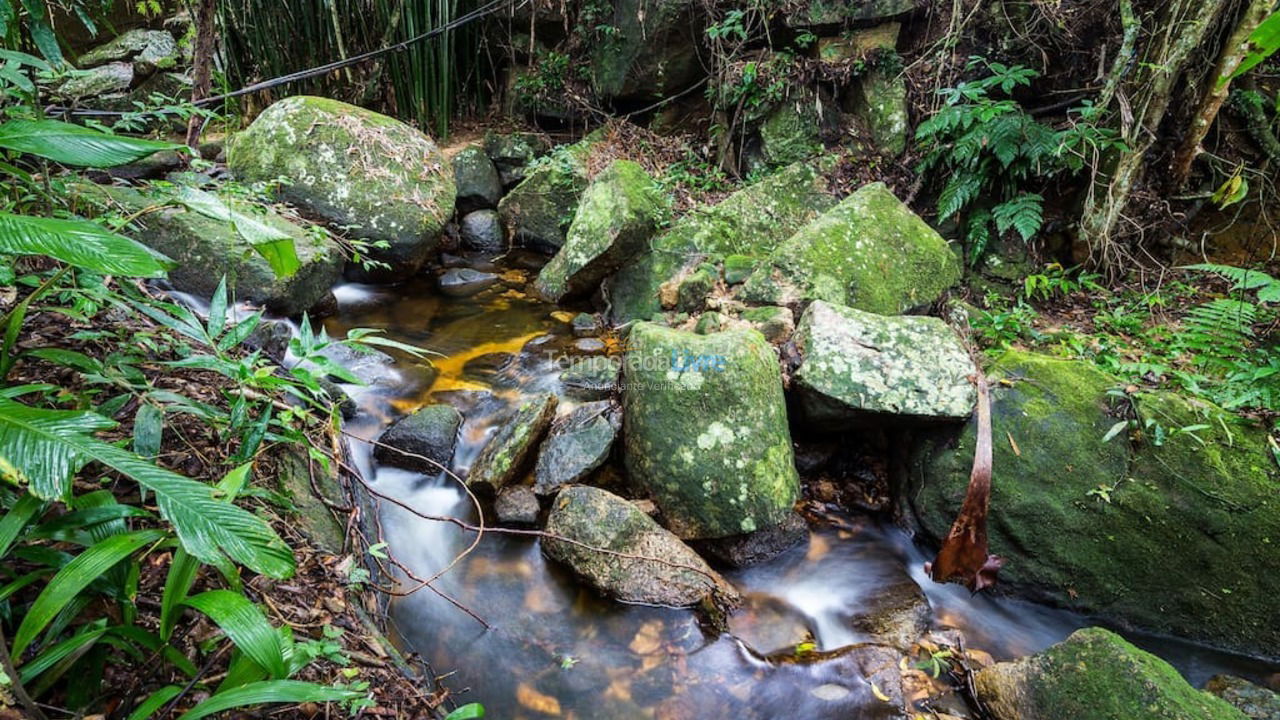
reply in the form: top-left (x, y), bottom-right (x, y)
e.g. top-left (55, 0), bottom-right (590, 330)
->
top-left (534, 160), bottom-right (667, 302)
top-left (740, 182), bottom-right (960, 314)
top-left (467, 393), bottom-right (557, 493)
top-left (621, 323), bottom-right (799, 538)
top-left (675, 263), bottom-right (717, 313)
top-left (853, 66), bottom-right (908, 156)
top-left (497, 136), bottom-right (602, 252)
top-left (277, 446), bottom-right (347, 554)
top-left (977, 628), bottom-right (1248, 720)
top-left (783, 0), bottom-right (915, 26)
top-left (908, 351), bottom-right (1280, 657)
top-left (227, 96), bottom-right (454, 277)
top-left (760, 94), bottom-right (823, 166)
top-left (605, 160), bottom-right (835, 323)
top-left (589, 0), bottom-right (699, 101)
top-left (723, 254), bottom-right (756, 285)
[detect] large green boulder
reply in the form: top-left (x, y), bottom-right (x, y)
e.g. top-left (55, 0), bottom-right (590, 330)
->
top-left (543, 486), bottom-right (740, 607)
top-left (227, 96), bottom-right (455, 279)
top-left (74, 182), bottom-right (342, 315)
top-left (534, 160), bottom-right (667, 302)
top-left (622, 323), bottom-right (799, 538)
top-left (603, 161), bottom-right (835, 323)
top-left (590, 0), bottom-right (702, 102)
top-left (793, 300), bottom-right (974, 423)
top-left (975, 628), bottom-right (1247, 720)
top-left (906, 350), bottom-right (1280, 656)
top-left (496, 137), bottom-right (600, 253)
top-left (740, 182), bottom-right (960, 314)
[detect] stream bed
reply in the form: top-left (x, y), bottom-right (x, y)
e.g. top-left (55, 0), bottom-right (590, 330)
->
top-left (321, 258), bottom-right (1277, 719)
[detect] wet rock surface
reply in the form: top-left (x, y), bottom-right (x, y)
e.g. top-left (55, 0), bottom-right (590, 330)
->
top-left (559, 356), bottom-right (621, 400)
top-left (439, 267), bottom-right (500, 297)
top-left (374, 404), bottom-right (463, 474)
top-left (495, 485), bottom-right (541, 526)
top-left (533, 401), bottom-right (620, 494)
top-left (695, 511), bottom-right (808, 568)
top-left (467, 392), bottom-right (558, 493)
top-left (1206, 675), bottom-right (1280, 720)
top-left (453, 145), bottom-right (504, 210)
top-left (460, 210), bottom-right (506, 253)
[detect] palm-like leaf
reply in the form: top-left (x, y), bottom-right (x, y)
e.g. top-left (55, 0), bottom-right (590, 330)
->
top-left (0, 120), bottom-right (184, 167)
top-left (175, 680), bottom-right (363, 720)
top-left (0, 212), bottom-right (174, 277)
top-left (184, 590), bottom-right (289, 678)
top-left (0, 399), bottom-right (295, 578)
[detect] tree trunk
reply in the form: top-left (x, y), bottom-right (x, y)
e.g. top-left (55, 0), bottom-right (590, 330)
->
top-left (185, 0), bottom-right (218, 149)
top-left (1077, 0), bottom-right (1228, 267)
top-left (1171, 0), bottom-right (1274, 186)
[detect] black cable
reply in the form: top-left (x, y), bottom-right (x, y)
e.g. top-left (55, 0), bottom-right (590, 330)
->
top-left (47, 0), bottom-right (525, 117)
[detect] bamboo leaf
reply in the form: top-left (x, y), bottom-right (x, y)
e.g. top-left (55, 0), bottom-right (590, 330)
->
top-left (0, 492), bottom-right (43, 557)
top-left (175, 680), bottom-right (362, 720)
top-left (0, 212), bottom-right (174, 277)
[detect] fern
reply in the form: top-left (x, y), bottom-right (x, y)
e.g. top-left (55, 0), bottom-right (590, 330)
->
top-left (1179, 299), bottom-right (1257, 361)
top-left (992, 194), bottom-right (1044, 241)
top-left (1183, 263), bottom-right (1280, 303)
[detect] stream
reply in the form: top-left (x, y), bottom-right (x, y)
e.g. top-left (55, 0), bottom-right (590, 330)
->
top-left (319, 255), bottom-right (1276, 719)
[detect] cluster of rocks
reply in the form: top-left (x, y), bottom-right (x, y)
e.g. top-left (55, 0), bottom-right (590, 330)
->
top-left (57, 25), bottom-right (192, 124)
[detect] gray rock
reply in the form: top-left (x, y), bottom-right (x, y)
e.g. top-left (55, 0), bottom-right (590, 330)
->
top-left (534, 401), bottom-right (620, 494)
top-left (439, 268), bottom-right (499, 297)
top-left (543, 486), bottom-right (740, 607)
top-left (452, 145), bottom-right (503, 210)
top-left (374, 404), bottom-right (462, 474)
top-left (1206, 675), bottom-right (1280, 720)
top-left (58, 62), bottom-right (134, 99)
top-left (695, 512), bottom-right (807, 568)
top-left (483, 131), bottom-right (551, 186)
top-left (572, 337), bottom-right (606, 354)
top-left (494, 485), bottom-right (541, 526)
top-left (245, 318), bottom-right (295, 361)
top-left (459, 210), bottom-right (505, 253)
top-left (317, 342), bottom-right (437, 393)
top-left (571, 312), bottom-right (600, 337)
top-left (844, 574), bottom-right (929, 649)
top-left (461, 352), bottom-right (515, 380)
top-left (559, 356), bottom-right (621, 400)
top-left (78, 28), bottom-right (180, 72)
top-left (467, 393), bottom-right (557, 493)
top-left (793, 300), bottom-right (975, 423)
top-left (728, 594), bottom-right (816, 655)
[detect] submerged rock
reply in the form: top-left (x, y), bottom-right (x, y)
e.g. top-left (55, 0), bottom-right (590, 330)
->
top-left (604, 160), bottom-right (835, 323)
top-left (373, 404), bottom-right (462, 474)
top-left (439, 267), bottom-right (499, 297)
top-left (73, 182), bottom-right (342, 315)
top-left (741, 182), bottom-right (960, 314)
top-left (497, 137), bottom-right (599, 253)
top-left (907, 350), bottom-right (1280, 657)
top-left (543, 486), bottom-right (740, 607)
top-left (1206, 675), bottom-right (1280, 720)
top-left (533, 401), bottom-right (620, 494)
top-left (459, 210), bottom-right (505, 253)
top-left (452, 145), bottom-right (504, 210)
top-left (535, 160), bottom-right (667, 302)
top-left (495, 485), bottom-right (541, 526)
top-left (467, 393), bottom-right (558, 493)
top-left (228, 96), bottom-right (455, 280)
top-left (559, 356), bottom-right (621, 400)
top-left (975, 628), bottom-right (1247, 720)
top-left (792, 300), bottom-right (975, 423)
top-left (622, 324), bottom-right (799, 539)
top-left (843, 574), bottom-right (929, 649)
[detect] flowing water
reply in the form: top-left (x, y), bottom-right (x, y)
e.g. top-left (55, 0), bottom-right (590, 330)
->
top-left (319, 258), bottom-right (1277, 719)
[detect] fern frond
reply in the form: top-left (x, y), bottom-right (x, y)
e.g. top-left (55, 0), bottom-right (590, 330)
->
top-left (992, 194), bottom-right (1044, 241)
top-left (1180, 299), bottom-right (1257, 360)
top-left (1183, 263), bottom-right (1280, 296)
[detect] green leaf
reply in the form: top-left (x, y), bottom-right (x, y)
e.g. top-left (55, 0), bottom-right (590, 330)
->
top-left (1230, 11), bottom-right (1280, 81)
top-left (175, 680), bottom-right (363, 720)
top-left (19, 0), bottom-right (61, 65)
top-left (183, 590), bottom-right (288, 679)
top-left (0, 212), bottom-right (174, 277)
top-left (445, 703), bottom-right (486, 720)
top-left (127, 685), bottom-right (184, 720)
top-left (133, 403), bottom-right (163, 460)
top-left (159, 548), bottom-right (199, 642)
top-left (18, 622), bottom-right (110, 683)
top-left (0, 120), bottom-right (183, 167)
top-left (173, 187), bottom-right (300, 278)
top-left (0, 492), bottom-right (43, 557)
top-left (208, 277), bottom-right (229, 339)
top-left (0, 399), bottom-right (295, 578)
top-left (11, 529), bottom-right (165, 659)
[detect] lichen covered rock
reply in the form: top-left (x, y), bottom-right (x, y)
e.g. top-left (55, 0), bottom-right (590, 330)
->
top-left (793, 300), bottom-right (974, 422)
top-left (77, 28), bottom-right (179, 73)
top-left (227, 96), bottom-right (455, 279)
top-left (907, 350), bottom-right (1280, 656)
top-left (543, 486), bottom-right (739, 607)
top-left (467, 393), bottom-right (557, 493)
top-left (589, 0), bottom-right (701, 102)
top-left (496, 138), bottom-right (599, 253)
top-left (760, 94), bottom-right (823, 166)
top-left (535, 160), bottom-right (667, 302)
top-left (1206, 675), bottom-right (1280, 720)
top-left (605, 161), bottom-right (835, 323)
top-left (852, 67), bottom-right (908, 156)
top-left (622, 323), bottom-right (799, 539)
top-left (741, 182), bottom-right (960, 314)
top-left (452, 145), bottom-right (503, 210)
top-left (58, 62), bottom-right (133, 99)
top-left (559, 356), bottom-right (621, 400)
top-left (73, 182), bottom-right (342, 315)
top-left (975, 628), bottom-right (1248, 720)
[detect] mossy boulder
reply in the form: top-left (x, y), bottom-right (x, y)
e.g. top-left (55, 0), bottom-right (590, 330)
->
top-left (77, 28), bottom-right (179, 73)
top-left (484, 130), bottom-right (551, 186)
top-left (543, 486), bottom-right (740, 607)
top-left (227, 96), bottom-right (455, 280)
top-left (740, 182), bottom-right (960, 314)
top-left (533, 401), bottom-right (620, 494)
top-left (760, 94), bottom-right (823, 166)
top-left (851, 66), bottom-right (908, 156)
top-left (784, 0), bottom-right (916, 27)
top-left (907, 350), bottom-right (1280, 656)
top-left (604, 161), bottom-right (835, 323)
top-left (57, 62), bottom-right (133, 99)
top-left (793, 300), bottom-right (974, 422)
top-left (452, 144), bottom-right (503, 210)
top-left (975, 628), bottom-right (1248, 720)
top-left (373, 404), bottom-right (463, 474)
top-left (467, 393), bottom-right (558, 493)
top-left (497, 137), bottom-right (600, 253)
top-left (73, 182), bottom-right (342, 315)
top-left (535, 160), bottom-right (667, 302)
top-left (589, 0), bottom-right (701, 102)
top-left (622, 324), bottom-right (799, 539)
top-left (740, 305), bottom-right (794, 343)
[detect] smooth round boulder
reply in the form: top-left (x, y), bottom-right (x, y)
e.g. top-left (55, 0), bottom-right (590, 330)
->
top-left (452, 145), bottom-right (503, 211)
top-left (460, 209), bottom-right (505, 253)
top-left (373, 404), bottom-right (462, 474)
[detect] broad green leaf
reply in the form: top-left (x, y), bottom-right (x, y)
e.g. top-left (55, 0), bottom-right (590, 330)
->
top-left (0, 212), bottom-right (174, 277)
top-left (0, 492), bottom-right (43, 557)
top-left (133, 403), bottom-right (163, 460)
top-left (159, 548), bottom-right (199, 642)
top-left (127, 685), bottom-right (183, 720)
top-left (19, 621), bottom-right (109, 683)
top-left (0, 399), bottom-right (295, 578)
top-left (208, 277), bottom-right (229, 339)
top-left (183, 590), bottom-right (288, 679)
top-left (175, 680), bottom-right (362, 720)
top-left (0, 120), bottom-right (183, 167)
top-left (19, 0), bottom-right (61, 65)
top-left (445, 703), bottom-right (486, 720)
top-left (173, 187), bottom-right (300, 278)
top-left (1230, 11), bottom-right (1280, 81)
top-left (11, 529), bottom-right (165, 659)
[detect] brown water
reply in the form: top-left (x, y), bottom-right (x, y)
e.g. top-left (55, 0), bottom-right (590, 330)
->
top-left (321, 264), bottom-right (1277, 719)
